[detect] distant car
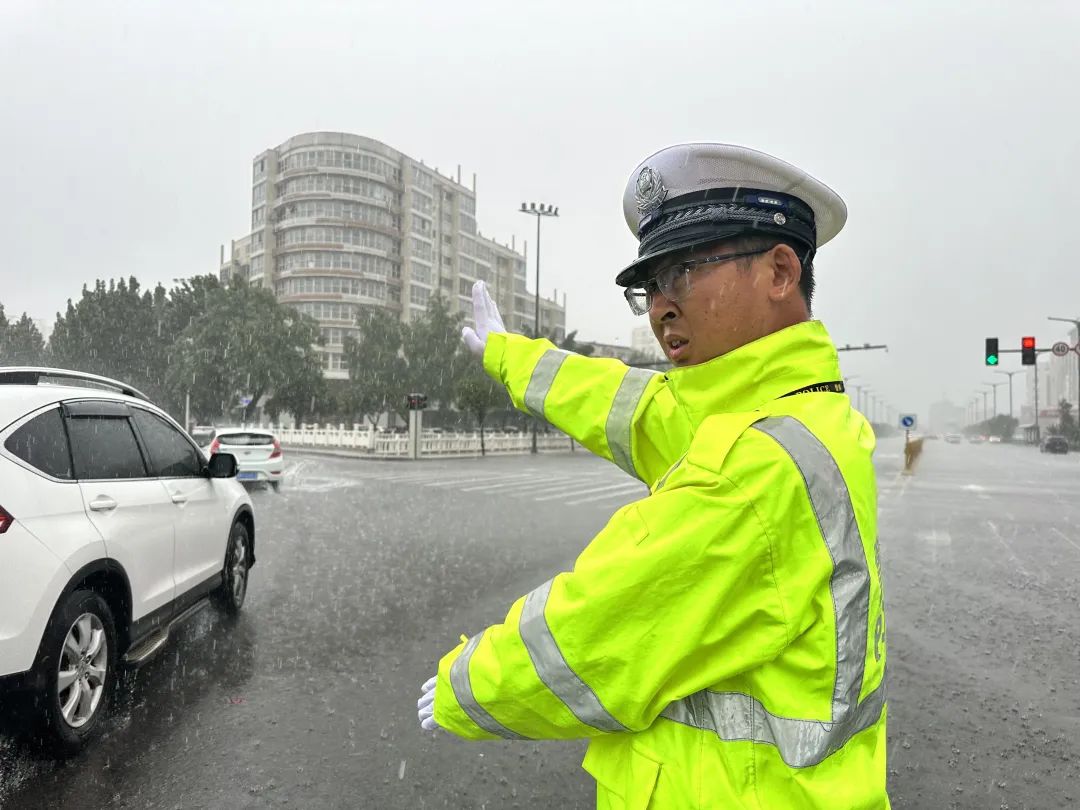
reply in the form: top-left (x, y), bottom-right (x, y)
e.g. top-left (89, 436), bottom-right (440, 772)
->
top-left (944, 433), bottom-right (963, 444)
top-left (987, 435), bottom-right (1002, 444)
top-left (210, 428), bottom-right (284, 490)
top-left (189, 424), bottom-right (216, 447)
top-left (1041, 436), bottom-right (1068, 454)
top-left (968, 435), bottom-right (986, 444)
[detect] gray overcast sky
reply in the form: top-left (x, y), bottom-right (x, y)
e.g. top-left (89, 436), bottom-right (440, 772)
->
top-left (2, 0), bottom-right (1078, 420)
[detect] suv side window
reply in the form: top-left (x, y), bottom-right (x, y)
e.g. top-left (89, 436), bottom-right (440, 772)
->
top-left (132, 409), bottom-right (204, 477)
top-left (4, 408), bottom-right (73, 480)
top-left (66, 415), bottom-right (148, 480)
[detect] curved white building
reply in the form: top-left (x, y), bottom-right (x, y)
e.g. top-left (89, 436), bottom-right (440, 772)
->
top-left (222, 132), bottom-right (565, 379)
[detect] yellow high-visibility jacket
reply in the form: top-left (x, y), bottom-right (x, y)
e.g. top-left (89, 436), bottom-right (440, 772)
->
top-left (434, 320), bottom-right (889, 809)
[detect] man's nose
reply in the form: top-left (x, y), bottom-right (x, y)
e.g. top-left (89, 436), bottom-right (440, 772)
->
top-left (649, 290), bottom-right (679, 322)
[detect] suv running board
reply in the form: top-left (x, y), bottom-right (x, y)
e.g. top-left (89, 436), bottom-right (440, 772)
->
top-left (123, 598), bottom-right (212, 666)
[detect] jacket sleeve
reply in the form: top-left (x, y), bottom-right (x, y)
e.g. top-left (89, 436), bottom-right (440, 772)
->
top-left (483, 332), bottom-right (691, 485)
top-left (432, 446), bottom-right (795, 740)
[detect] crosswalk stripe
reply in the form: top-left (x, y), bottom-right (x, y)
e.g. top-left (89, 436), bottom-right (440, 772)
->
top-left (461, 476), bottom-right (567, 492)
top-left (423, 474), bottom-right (519, 488)
top-left (565, 486), bottom-right (648, 506)
top-left (463, 473), bottom-right (615, 494)
top-left (533, 481), bottom-right (645, 502)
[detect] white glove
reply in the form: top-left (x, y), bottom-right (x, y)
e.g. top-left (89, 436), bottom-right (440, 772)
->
top-left (461, 280), bottom-right (506, 357)
top-left (417, 675), bottom-right (441, 732)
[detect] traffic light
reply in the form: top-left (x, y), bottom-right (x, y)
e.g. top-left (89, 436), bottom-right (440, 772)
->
top-left (406, 392), bottom-right (428, 410)
top-left (1021, 336), bottom-right (1036, 365)
top-left (984, 337), bottom-right (999, 366)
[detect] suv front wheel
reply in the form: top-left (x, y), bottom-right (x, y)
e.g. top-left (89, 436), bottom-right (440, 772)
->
top-left (35, 589), bottom-right (118, 754)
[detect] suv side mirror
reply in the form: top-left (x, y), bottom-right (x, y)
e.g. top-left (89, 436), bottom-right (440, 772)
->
top-left (207, 452), bottom-right (238, 478)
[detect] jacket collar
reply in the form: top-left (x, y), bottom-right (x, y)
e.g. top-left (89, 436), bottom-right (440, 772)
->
top-left (664, 320), bottom-right (842, 424)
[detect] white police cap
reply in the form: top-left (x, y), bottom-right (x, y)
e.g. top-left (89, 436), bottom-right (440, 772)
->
top-left (617, 143), bottom-right (847, 286)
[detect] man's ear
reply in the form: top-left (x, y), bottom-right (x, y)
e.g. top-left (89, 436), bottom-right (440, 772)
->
top-left (768, 243), bottom-right (803, 303)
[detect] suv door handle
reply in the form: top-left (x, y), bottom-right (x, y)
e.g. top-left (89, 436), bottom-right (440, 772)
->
top-left (171, 493), bottom-right (188, 504)
top-left (89, 496), bottom-right (118, 512)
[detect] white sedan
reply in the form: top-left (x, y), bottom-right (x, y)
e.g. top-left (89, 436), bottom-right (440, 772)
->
top-left (209, 428), bottom-right (285, 491)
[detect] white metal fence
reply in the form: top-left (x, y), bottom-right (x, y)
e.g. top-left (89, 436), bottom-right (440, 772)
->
top-left (268, 424), bottom-right (575, 457)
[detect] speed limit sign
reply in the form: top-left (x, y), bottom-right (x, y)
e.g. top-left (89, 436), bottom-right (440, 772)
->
top-left (1052, 341), bottom-right (1070, 357)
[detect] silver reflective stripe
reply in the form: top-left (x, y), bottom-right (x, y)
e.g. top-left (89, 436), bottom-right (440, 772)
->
top-left (660, 415), bottom-right (879, 768)
top-left (523, 350), bottom-right (569, 419)
top-left (605, 368), bottom-right (658, 480)
top-left (520, 579), bottom-right (629, 733)
top-left (660, 675), bottom-right (886, 769)
top-left (449, 633), bottom-right (527, 740)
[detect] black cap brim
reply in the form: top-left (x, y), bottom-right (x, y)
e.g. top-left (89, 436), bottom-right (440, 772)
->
top-left (616, 225), bottom-right (764, 287)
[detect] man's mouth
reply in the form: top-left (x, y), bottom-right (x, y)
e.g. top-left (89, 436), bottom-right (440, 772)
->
top-left (665, 337), bottom-right (690, 361)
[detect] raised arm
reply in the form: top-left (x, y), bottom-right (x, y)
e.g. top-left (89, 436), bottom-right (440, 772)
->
top-left (462, 281), bottom-right (690, 485)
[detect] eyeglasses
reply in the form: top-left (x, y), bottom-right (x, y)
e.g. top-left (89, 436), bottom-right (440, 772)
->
top-left (623, 248), bottom-right (773, 316)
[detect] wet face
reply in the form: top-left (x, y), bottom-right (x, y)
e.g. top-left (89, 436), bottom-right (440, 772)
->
top-left (647, 241), bottom-right (807, 366)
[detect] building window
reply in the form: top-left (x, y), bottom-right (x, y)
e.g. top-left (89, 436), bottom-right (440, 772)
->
top-left (275, 200), bottom-right (395, 230)
top-left (276, 226), bottom-right (396, 254)
top-left (409, 285), bottom-right (430, 307)
top-left (276, 250), bottom-right (395, 277)
top-left (291, 301), bottom-right (362, 322)
top-left (409, 237), bottom-right (433, 261)
top-left (411, 264), bottom-right (432, 285)
top-left (275, 276), bottom-right (386, 300)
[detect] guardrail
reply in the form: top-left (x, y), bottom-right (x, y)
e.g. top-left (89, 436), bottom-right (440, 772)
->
top-left (267, 424), bottom-right (574, 457)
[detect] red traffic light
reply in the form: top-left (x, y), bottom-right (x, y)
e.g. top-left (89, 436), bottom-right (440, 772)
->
top-left (1021, 336), bottom-right (1036, 365)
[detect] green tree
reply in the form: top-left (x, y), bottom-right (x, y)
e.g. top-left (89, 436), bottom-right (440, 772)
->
top-left (454, 356), bottom-right (510, 455)
top-left (402, 295), bottom-right (466, 412)
top-left (170, 281), bottom-right (323, 424)
top-left (3, 313), bottom-right (46, 365)
top-left (1051, 399), bottom-right (1078, 444)
top-left (47, 277), bottom-right (172, 402)
top-left (342, 308), bottom-right (407, 426)
top-left (265, 359), bottom-right (327, 428)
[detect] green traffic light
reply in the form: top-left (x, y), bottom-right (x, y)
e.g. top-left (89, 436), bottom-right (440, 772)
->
top-left (987, 355), bottom-right (999, 366)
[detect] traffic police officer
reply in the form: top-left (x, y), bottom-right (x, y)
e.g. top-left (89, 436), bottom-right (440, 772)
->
top-left (419, 143), bottom-right (889, 809)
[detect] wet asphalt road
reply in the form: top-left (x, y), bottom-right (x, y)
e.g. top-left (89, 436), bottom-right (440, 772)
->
top-left (1, 439), bottom-right (1078, 809)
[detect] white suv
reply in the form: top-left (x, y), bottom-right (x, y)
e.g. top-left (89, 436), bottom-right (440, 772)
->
top-left (0, 368), bottom-right (255, 752)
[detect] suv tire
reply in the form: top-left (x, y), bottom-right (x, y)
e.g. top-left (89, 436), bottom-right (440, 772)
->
top-left (35, 589), bottom-right (118, 754)
top-left (214, 521), bottom-right (250, 615)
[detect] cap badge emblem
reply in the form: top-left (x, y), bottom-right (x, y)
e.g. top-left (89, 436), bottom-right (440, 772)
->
top-left (635, 166), bottom-right (668, 215)
top-left (773, 212), bottom-right (787, 225)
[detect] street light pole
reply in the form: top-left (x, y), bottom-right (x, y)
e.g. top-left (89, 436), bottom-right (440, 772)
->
top-left (519, 202), bottom-right (559, 454)
top-left (995, 370), bottom-right (1021, 419)
top-left (983, 381), bottom-right (1005, 420)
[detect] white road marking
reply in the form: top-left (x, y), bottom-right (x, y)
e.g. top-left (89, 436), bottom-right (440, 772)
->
top-left (564, 484), bottom-right (649, 506)
top-left (533, 481), bottom-right (645, 502)
top-left (1050, 526), bottom-right (1080, 553)
top-left (986, 520), bottom-right (1030, 577)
